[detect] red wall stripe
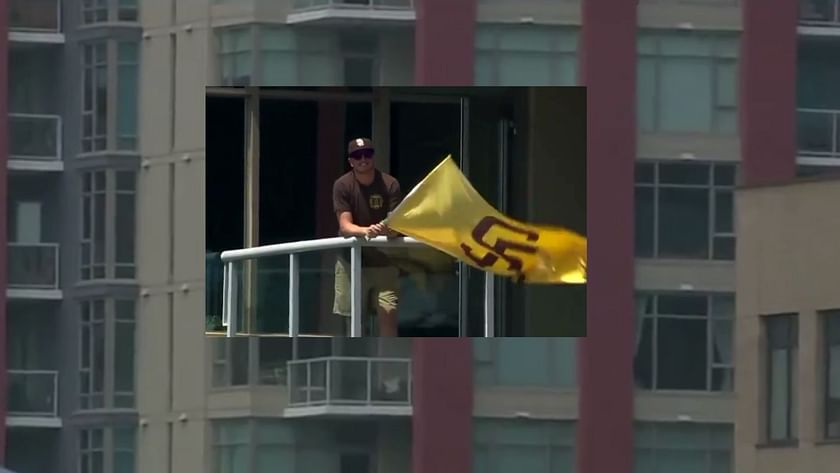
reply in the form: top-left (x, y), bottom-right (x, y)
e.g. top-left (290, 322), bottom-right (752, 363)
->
top-left (577, 0), bottom-right (637, 472)
top-left (411, 338), bottom-right (473, 473)
top-left (740, 0), bottom-right (798, 186)
top-left (414, 0), bottom-right (477, 85)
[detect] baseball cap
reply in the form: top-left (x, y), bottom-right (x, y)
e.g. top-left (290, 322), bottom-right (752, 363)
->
top-left (348, 137), bottom-right (374, 155)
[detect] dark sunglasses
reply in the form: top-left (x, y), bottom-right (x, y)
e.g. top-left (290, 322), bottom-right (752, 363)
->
top-left (350, 151), bottom-right (374, 160)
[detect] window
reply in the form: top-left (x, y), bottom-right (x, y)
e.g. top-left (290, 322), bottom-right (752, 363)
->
top-left (82, 0), bottom-right (138, 24)
top-left (635, 422), bottom-right (732, 473)
top-left (80, 428), bottom-right (105, 473)
top-left (212, 420), bottom-right (298, 473)
top-left (473, 338), bottom-right (576, 387)
top-left (635, 293), bottom-right (734, 391)
top-left (824, 310), bottom-right (840, 439)
top-left (81, 170), bottom-right (137, 280)
top-left (80, 427), bottom-right (136, 473)
top-left (82, 43), bottom-right (108, 152)
top-left (82, 41), bottom-right (140, 152)
top-left (473, 420), bottom-right (575, 473)
top-left (765, 314), bottom-right (798, 442)
top-left (340, 35), bottom-right (378, 86)
top-left (80, 299), bottom-right (137, 410)
top-left (219, 27), bottom-right (254, 86)
top-left (475, 25), bottom-right (578, 86)
top-left (211, 337), bottom-right (251, 387)
top-left (635, 161), bottom-right (736, 260)
top-left (214, 420), bottom-right (250, 473)
top-left (637, 31), bottom-right (738, 134)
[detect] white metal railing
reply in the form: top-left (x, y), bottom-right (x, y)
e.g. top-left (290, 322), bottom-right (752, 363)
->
top-left (8, 370), bottom-right (59, 417)
top-left (9, 0), bottom-right (62, 33)
top-left (9, 114), bottom-right (63, 161)
top-left (800, 0), bottom-right (840, 26)
top-left (797, 108), bottom-right (840, 163)
top-left (220, 236), bottom-right (496, 337)
top-left (293, 0), bottom-right (413, 10)
top-left (8, 243), bottom-right (60, 289)
top-left (287, 356), bottom-right (411, 407)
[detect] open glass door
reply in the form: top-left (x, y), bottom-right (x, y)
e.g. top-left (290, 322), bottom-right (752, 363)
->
top-left (388, 95), bottom-right (462, 336)
top-left (459, 91), bottom-right (517, 336)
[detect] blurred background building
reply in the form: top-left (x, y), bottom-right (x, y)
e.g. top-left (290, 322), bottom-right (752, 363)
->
top-left (0, 0), bottom-right (838, 473)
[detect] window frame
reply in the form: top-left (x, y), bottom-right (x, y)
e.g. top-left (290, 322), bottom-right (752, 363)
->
top-left (79, 298), bottom-right (137, 411)
top-left (80, 169), bottom-right (137, 281)
top-left (764, 313), bottom-right (799, 443)
top-left (79, 426), bottom-right (137, 473)
top-left (637, 31), bottom-right (739, 134)
top-left (823, 310), bottom-right (840, 440)
top-left (633, 421), bottom-right (733, 473)
top-left (473, 419), bottom-right (576, 473)
top-left (81, 39), bottom-right (140, 154)
top-left (474, 24), bottom-right (578, 86)
top-left (473, 338), bottom-right (576, 388)
top-left (81, 0), bottom-right (139, 25)
top-left (634, 292), bottom-right (735, 392)
top-left (635, 160), bottom-right (737, 261)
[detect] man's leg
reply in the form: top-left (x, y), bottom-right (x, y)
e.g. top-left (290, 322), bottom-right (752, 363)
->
top-left (371, 267), bottom-right (400, 337)
top-left (333, 259), bottom-right (351, 335)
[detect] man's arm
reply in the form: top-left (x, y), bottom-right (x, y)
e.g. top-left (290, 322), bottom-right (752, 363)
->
top-left (333, 180), bottom-right (372, 238)
top-left (385, 179), bottom-right (404, 237)
top-left (337, 211), bottom-right (369, 238)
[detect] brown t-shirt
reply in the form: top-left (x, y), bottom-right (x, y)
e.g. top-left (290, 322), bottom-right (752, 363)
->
top-left (333, 170), bottom-right (402, 267)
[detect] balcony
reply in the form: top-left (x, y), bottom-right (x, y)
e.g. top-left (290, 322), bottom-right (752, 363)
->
top-left (288, 0), bottom-right (415, 25)
top-left (7, 370), bottom-right (60, 428)
top-left (7, 243), bottom-right (62, 300)
top-left (285, 356), bottom-right (412, 417)
top-left (797, 109), bottom-right (840, 173)
top-left (800, 0), bottom-right (840, 29)
top-left (8, 114), bottom-right (63, 171)
top-left (218, 236), bottom-right (495, 337)
top-left (9, 0), bottom-right (64, 43)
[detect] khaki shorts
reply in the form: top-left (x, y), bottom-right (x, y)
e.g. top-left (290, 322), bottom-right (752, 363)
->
top-left (333, 259), bottom-right (399, 317)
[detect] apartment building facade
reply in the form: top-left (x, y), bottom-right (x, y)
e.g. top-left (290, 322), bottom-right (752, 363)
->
top-left (1, 0), bottom-right (838, 473)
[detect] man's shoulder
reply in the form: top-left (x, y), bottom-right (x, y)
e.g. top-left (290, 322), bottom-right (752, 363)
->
top-left (379, 171), bottom-right (400, 187)
top-left (334, 171), bottom-right (355, 188)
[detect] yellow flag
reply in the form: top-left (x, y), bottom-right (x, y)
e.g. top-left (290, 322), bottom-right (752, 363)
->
top-left (384, 155), bottom-right (587, 284)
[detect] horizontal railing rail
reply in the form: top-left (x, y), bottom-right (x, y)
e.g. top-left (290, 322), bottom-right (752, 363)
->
top-left (287, 356), bottom-right (412, 407)
top-left (8, 369), bottom-right (59, 417)
top-left (9, 113), bottom-right (62, 161)
top-left (220, 236), bottom-right (496, 337)
top-left (293, 0), bottom-right (414, 10)
top-left (797, 108), bottom-right (840, 160)
top-left (7, 242), bottom-right (60, 289)
top-left (9, 0), bottom-right (62, 33)
top-left (799, 0), bottom-right (840, 26)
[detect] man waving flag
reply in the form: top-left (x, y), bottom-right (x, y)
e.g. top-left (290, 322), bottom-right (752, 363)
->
top-left (384, 155), bottom-right (587, 284)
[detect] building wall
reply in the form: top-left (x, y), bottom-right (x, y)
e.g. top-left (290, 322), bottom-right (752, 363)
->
top-left (735, 178), bottom-right (840, 473)
top-left (137, 1), bottom-right (210, 473)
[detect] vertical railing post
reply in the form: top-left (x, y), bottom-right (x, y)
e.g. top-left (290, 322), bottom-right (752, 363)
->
top-left (350, 242), bottom-right (363, 337)
top-left (484, 271), bottom-right (495, 337)
top-left (407, 361), bottom-right (412, 404)
top-left (366, 359), bottom-right (372, 404)
top-left (306, 361), bottom-right (312, 404)
top-left (225, 262), bottom-right (239, 337)
top-left (53, 371), bottom-right (59, 416)
top-left (287, 362), bottom-right (292, 404)
top-left (289, 253), bottom-right (299, 337)
top-left (325, 358), bottom-right (331, 403)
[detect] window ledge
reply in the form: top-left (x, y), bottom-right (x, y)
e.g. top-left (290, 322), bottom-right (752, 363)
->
top-left (756, 440), bottom-right (799, 449)
top-left (815, 438), bottom-right (840, 446)
top-left (635, 389), bottom-right (736, 398)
